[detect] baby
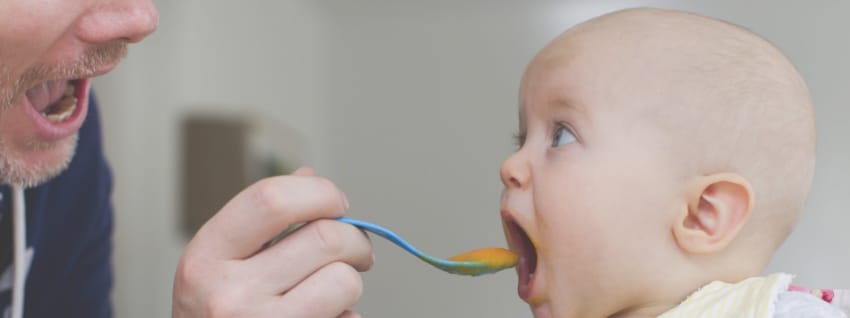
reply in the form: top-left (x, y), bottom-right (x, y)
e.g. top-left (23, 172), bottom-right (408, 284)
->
top-left (498, 7), bottom-right (847, 318)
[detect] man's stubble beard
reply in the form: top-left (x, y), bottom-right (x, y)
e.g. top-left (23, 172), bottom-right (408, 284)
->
top-left (0, 43), bottom-right (124, 187)
top-left (0, 133), bottom-right (78, 188)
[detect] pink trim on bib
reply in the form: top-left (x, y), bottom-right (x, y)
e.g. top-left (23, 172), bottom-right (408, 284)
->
top-left (789, 284), bottom-right (835, 303)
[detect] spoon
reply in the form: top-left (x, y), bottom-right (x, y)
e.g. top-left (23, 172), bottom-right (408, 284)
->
top-left (337, 217), bottom-right (518, 276)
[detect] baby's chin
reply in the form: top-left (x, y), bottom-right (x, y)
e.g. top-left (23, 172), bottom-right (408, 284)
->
top-left (526, 288), bottom-right (567, 318)
top-left (532, 301), bottom-right (591, 318)
top-left (530, 303), bottom-right (554, 318)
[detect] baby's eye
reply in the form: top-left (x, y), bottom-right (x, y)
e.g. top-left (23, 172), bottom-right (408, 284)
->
top-left (551, 125), bottom-right (577, 147)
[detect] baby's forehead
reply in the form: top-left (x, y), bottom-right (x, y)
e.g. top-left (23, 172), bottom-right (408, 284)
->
top-left (520, 42), bottom-right (675, 116)
top-left (522, 14), bottom-right (788, 115)
top-left (533, 9), bottom-right (778, 73)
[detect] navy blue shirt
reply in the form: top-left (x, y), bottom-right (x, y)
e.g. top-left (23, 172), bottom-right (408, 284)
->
top-left (0, 95), bottom-right (113, 318)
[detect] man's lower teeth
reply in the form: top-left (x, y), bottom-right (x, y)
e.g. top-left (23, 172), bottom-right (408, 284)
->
top-left (43, 96), bottom-right (77, 122)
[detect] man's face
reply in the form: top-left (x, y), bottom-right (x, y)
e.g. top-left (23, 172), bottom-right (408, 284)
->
top-left (0, 0), bottom-right (157, 187)
top-left (499, 42), bottom-right (683, 317)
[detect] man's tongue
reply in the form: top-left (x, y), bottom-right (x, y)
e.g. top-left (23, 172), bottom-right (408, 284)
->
top-left (25, 80), bottom-right (69, 112)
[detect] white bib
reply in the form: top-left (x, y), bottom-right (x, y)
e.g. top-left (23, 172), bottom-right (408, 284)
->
top-left (659, 273), bottom-right (792, 318)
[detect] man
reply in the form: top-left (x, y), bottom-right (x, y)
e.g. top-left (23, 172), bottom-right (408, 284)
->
top-left (0, 1), bottom-right (373, 317)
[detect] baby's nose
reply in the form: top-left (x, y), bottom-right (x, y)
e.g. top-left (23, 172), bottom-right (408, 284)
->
top-left (500, 152), bottom-right (530, 189)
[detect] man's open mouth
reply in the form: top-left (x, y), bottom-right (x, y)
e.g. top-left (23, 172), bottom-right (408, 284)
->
top-left (25, 79), bottom-right (81, 123)
top-left (504, 217), bottom-right (538, 300)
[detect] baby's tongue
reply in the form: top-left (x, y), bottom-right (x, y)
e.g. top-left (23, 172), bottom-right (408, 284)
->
top-left (25, 80), bottom-right (68, 112)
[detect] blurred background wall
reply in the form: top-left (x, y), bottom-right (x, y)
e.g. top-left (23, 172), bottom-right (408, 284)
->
top-left (93, 1), bottom-right (849, 317)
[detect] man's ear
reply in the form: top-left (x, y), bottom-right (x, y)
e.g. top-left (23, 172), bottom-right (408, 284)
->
top-left (673, 173), bottom-right (753, 254)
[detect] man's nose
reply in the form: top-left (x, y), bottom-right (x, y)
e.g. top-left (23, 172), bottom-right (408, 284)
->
top-left (76, 0), bottom-right (159, 44)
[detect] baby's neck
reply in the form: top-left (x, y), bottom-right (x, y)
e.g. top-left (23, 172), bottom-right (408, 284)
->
top-left (604, 266), bottom-right (716, 318)
top-left (607, 297), bottom-right (687, 318)
top-left (608, 264), bottom-right (765, 318)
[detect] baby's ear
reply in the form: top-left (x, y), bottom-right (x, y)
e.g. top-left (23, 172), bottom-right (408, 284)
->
top-left (673, 173), bottom-right (753, 254)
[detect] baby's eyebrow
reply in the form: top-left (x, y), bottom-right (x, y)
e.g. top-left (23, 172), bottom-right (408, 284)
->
top-left (517, 109), bottom-right (527, 131)
top-left (552, 97), bottom-right (585, 114)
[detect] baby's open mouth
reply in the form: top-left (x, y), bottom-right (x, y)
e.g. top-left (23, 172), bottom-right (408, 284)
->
top-left (25, 79), bottom-right (80, 123)
top-left (505, 219), bottom-right (538, 299)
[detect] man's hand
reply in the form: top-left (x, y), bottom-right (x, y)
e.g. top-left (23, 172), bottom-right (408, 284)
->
top-left (172, 167), bottom-right (373, 318)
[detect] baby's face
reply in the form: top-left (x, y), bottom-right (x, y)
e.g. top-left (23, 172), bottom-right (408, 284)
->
top-left (500, 43), bottom-right (685, 317)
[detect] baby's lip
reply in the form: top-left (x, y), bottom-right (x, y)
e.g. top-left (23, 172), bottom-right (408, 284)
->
top-left (500, 209), bottom-right (539, 302)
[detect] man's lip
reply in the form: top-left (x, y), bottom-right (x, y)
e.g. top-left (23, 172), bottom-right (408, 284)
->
top-left (87, 61), bottom-right (120, 78)
top-left (81, 54), bottom-right (123, 79)
top-left (25, 59), bottom-right (120, 90)
top-left (22, 78), bottom-right (90, 140)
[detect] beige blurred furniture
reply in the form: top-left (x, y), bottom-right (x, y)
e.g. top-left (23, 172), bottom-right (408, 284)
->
top-left (180, 114), bottom-right (303, 237)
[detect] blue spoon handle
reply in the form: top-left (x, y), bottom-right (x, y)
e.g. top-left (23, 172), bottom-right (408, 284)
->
top-left (336, 217), bottom-right (432, 261)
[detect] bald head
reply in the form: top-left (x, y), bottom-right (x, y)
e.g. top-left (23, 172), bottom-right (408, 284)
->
top-left (529, 8), bottom-right (815, 259)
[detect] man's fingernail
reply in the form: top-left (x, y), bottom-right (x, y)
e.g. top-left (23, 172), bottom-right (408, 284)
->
top-left (343, 193), bottom-right (350, 210)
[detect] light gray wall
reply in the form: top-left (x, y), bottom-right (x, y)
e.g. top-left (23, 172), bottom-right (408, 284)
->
top-left (94, 1), bottom-right (849, 317)
top-left (95, 1), bottom-right (334, 317)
